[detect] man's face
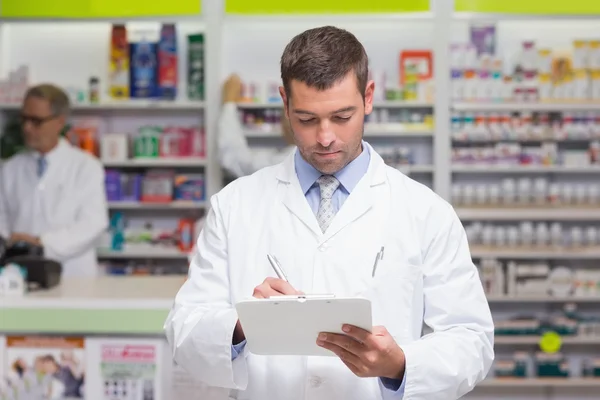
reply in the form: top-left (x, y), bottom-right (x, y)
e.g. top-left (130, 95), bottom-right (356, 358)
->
top-left (21, 96), bottom-right (64, 153)
top-left (280, 72), bottom-right (374, 175)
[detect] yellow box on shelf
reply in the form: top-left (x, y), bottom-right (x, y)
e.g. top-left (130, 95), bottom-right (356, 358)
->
top-left (1, 0), bottom-right (201, 18)
top-left (225, 0), bottom-right (429, 14)
top-left (455, 0), bottom-right (600, 14)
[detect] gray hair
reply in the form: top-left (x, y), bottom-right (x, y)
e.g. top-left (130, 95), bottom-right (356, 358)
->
top-left (24, 83), bottom-right (70, 116)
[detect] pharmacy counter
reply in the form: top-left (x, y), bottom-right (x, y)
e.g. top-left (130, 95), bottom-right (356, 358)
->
top-left (0, 276), bottom-right (184, 334)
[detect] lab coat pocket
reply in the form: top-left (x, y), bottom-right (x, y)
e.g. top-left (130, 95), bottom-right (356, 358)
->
top-left (357, 262), bottom-right (421, 345)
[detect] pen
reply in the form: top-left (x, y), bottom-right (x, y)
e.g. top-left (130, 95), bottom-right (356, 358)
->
top-left (371, 247), bottom-right (385, 277)
top-left (267, 254), bottom-right (289, 282)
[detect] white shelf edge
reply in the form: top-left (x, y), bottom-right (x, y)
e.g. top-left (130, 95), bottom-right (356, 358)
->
top-left (477, 378), bottom-right (600, 388)
top-left (456, 207), bottom-right (600, 221)
top-left (454, 12), bottom-right (600, 22)
top-left (470, 246), bottom-right (600, 259)
top-left (0, 101), bottom-right (205, 111)
top-left (107, 201), bottom-right (206, 209)
top-left (236, 101), bottom-right (433, 109)
top-left (452, 165), bottom-right (600, 173)
top-left (97, 248), bottom-right (189, 259)
top-left (453, 101), bottom-right (600, 111)
top-left (488, 296), bottom-right (600, 303)
top-left (495, 336), bottom-right (600, 345)
top-left (453, 137), bottom-right (595, 143)
top-left (224, 12), bottom-right (434, 23)
top-left (102, 158), bottom-right (206, 168)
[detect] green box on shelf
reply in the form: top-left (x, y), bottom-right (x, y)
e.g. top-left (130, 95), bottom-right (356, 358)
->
top-left (187, 33), bottom-right (205, 101)
top-left (134, 126), bottom-right (160, 158)
top-left (536, 365), bottom-right (569, 378)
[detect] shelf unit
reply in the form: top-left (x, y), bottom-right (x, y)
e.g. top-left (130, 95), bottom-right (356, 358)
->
top-left (478, 378), bottom-right (600, 388)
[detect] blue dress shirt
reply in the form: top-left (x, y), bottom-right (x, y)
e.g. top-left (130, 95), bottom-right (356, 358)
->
top-left (231, 142), bottom-right (405, 395)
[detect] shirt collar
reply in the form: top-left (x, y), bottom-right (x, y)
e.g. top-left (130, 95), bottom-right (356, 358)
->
top-left (294, 141), bottom-right (371, 195)
top-left (30, 137), bottom-right (69, 163)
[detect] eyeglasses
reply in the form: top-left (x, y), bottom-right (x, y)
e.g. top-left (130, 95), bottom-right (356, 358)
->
top-left (19, 114), bottom-right (57, 128)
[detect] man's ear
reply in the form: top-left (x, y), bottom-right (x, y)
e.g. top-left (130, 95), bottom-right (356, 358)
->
top-left (364, 79), bottom-right (375, 116)
top-left (279, 86), bottom-right (289, 119)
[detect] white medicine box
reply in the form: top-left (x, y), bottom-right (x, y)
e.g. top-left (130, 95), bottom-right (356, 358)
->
top-left (101, 133), bottom-right (128, 162)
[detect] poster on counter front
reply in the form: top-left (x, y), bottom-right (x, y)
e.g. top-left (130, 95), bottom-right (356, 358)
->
top-left (99, 342), bottom-right (158, 400)
top-left (0, 335), bottom-right (86, 400)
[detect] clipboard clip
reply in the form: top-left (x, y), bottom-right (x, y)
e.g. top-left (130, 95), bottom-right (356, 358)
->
top-left (277, 294), bottom-right (336, 300)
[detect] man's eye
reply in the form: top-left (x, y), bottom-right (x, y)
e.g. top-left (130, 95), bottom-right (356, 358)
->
top-left (299, 119), bottom-right (315, 124)
top-left (335, 116), bottom-right (351, 122)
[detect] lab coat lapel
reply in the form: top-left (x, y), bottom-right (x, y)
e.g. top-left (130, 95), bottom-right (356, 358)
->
top-left (276, 151), bottom-right (322, 236)
top-left (321, 147), bottom-right (387, 243)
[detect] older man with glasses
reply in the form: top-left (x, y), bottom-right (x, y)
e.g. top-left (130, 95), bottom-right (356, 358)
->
top-left (0, 83), bottom-right (108, 277)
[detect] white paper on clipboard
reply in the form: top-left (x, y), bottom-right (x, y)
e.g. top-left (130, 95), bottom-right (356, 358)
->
top-left (234, 295), bottom-right (372, 357)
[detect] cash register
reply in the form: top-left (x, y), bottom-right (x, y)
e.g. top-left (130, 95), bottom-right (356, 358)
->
top-left (0, 236), bottom-right (62, 289)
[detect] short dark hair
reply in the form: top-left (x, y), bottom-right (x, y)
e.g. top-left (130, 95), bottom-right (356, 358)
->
top-left (280, 26), bottom-right (369, 102)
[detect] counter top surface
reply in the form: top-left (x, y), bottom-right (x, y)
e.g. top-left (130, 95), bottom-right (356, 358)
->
top-left (2, 275), bottom-right (186, 310)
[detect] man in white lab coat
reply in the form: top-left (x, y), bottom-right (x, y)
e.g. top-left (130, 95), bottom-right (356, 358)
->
top-left (0, 84), bottom-right (109, 277)
top-left (165, 26), bottom-right (494, 400)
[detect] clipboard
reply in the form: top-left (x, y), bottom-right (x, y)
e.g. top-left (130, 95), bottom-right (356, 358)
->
top-left (234, 295), bottom-right (372, 357)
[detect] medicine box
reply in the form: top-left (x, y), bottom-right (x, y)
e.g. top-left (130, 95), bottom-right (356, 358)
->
top-left (101, 133), bottom-right (128, 162)
top-left (187, 33), bottom-right (205, 100)
top-left (174, 174), bottom-right (205, 202)
top-left (535, 353), bottom-right (569, 378)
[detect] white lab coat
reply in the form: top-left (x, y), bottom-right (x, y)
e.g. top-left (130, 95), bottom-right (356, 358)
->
top-left (0, 138), bottom-right (109, 277)
top-left (218, 102), bottom-right (295, 177)
top-left (165, 142), bottom-right (494, 400)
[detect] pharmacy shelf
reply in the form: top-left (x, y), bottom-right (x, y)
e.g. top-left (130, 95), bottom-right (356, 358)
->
top-left (456, 207), bottom-right (600, 221)
top-left (102, 158), bottom-right (206, 168)
top-left (453, 102), bottom-right (600, 112)
top-left (0, 100), bottom-right (205, 111)
top-left (97, 248), bottom-right (189, 260)
top-left (107, 201), bottom-right (206, 210)
top-left (495, 336), bottom-right (600, 345)
top-left (477, 378), bottom-right (600, 388)
top-left (236, 100), bottom-right (434, 109)
top-left (452, 165), bottom-right (600, 174)
top-left (471, 246), bottom-right (600, 260)
top-left (487, 296), bottom-right (600, 303)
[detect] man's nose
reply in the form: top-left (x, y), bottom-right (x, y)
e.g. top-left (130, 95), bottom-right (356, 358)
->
top-left (316, 122), bottom-right (335, 147)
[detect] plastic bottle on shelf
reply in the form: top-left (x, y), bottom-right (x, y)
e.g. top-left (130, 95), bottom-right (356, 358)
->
top-left (178, 219), bottom-right (195, 252)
